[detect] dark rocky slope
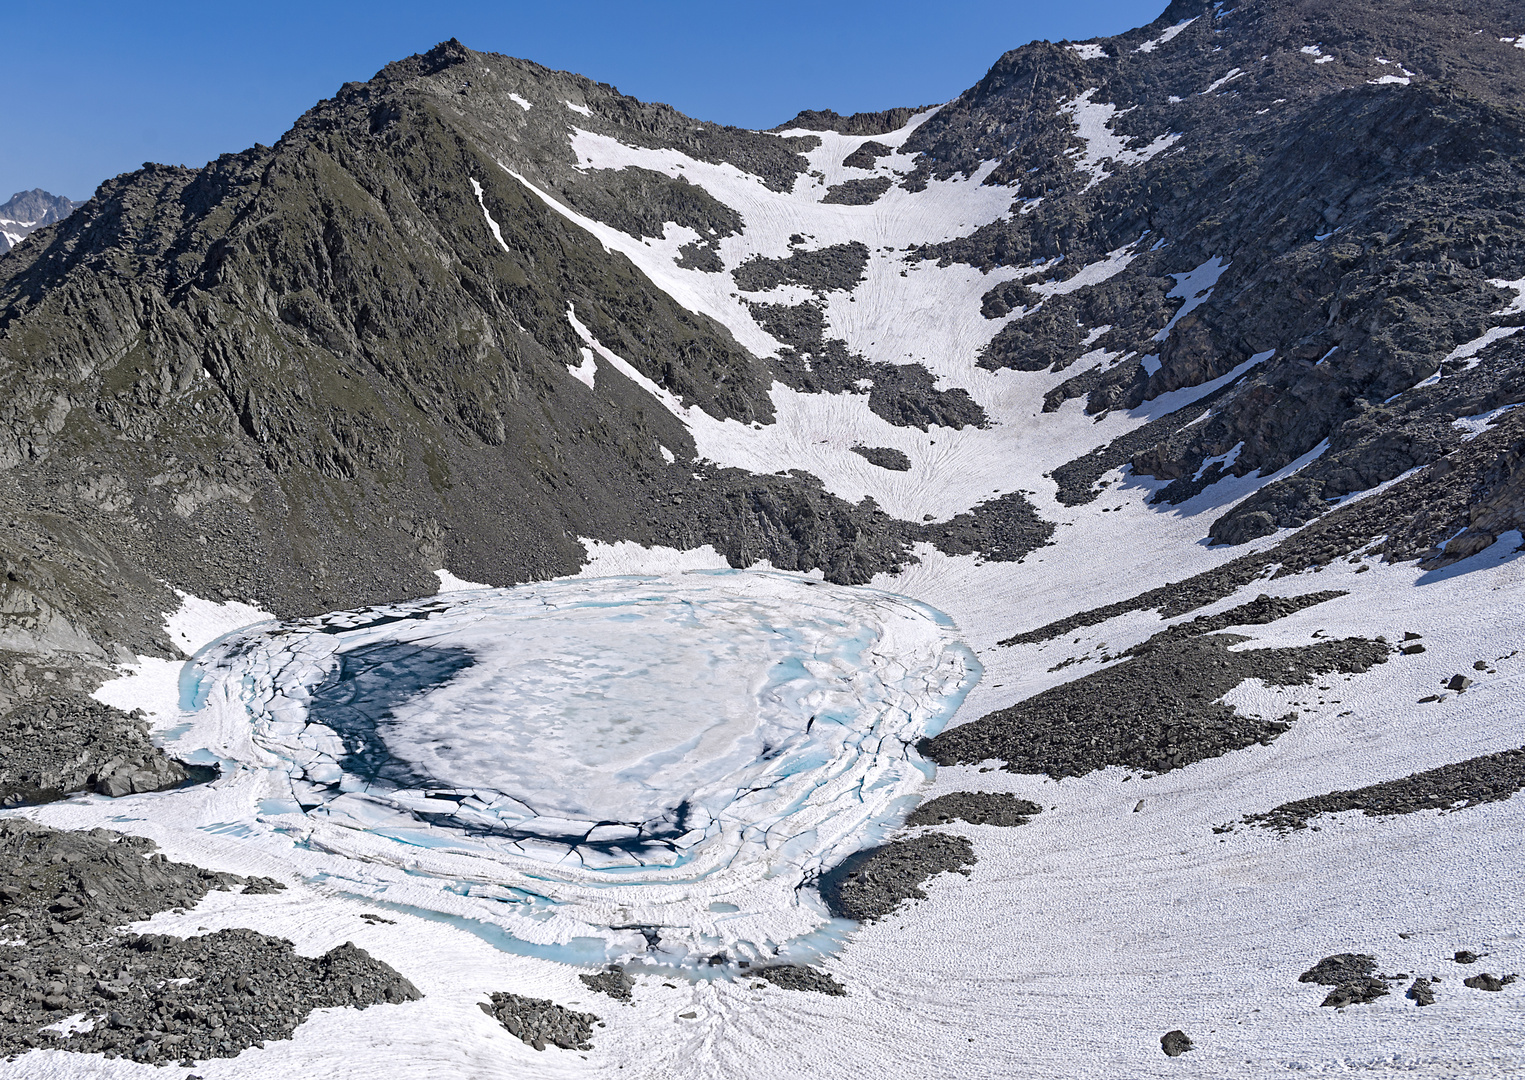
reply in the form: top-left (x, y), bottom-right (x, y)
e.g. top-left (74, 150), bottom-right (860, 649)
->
top-left (0, 38), bottom-right (1074, 718)
top-left (0, 820), bottom-right (418, 1066)
top-left (906, 0), bottom-right (1525, 545)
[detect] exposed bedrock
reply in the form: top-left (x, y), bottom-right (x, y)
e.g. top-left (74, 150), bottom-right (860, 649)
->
top-left (771, 109), bottom-right (924, 137)
top-left (0, 695), bottom-right (203, 807)
top-left (906, 0), bottom-right (1525, 543)
top-left (1242, 746), bottom-right (1525, 832)
top-left (849, 445), bottom-right (911, 471)
top-left (732, 241), bottom-right (870, 295)
top-left (841, 140), bottom-right (893, 170)
top-left (0, 820), bottom-right (418, 1066)
top-left (979, 273), bottom-right (1174, 377)
top-left (907, 791), bottom-right (1042, 828)
top-left (557, 166), bottom-right (743, 246)
top-left (816, 833), bottom-right (976, 922)
top-left (821, 177), bottom-right (893, 206)
top-left (923, 618), bottom-right (1388, 779)
top-left (1009, 409), bottom-right (1525, 648)
top-left (751, 300), bottom-right (989, 431)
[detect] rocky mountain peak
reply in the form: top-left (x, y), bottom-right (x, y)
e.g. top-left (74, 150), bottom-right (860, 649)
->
top-left (0, 188), bottom-right (78, 252)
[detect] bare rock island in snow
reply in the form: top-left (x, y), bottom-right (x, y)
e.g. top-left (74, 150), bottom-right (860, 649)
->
top-left (1, 0), bottom-right (1524, 1076)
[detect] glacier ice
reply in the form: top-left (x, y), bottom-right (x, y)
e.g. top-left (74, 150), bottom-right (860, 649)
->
top-left (182, 571), bottom-right (977, 967)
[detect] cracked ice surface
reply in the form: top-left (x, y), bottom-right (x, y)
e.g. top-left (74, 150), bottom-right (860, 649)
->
top-left (180, 571), bottom-right (976, 966)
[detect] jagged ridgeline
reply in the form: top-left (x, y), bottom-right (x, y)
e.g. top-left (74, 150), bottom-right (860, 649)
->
top-left (0, 40), bottom-right (935, 664)
top-left (2, 0), bottom-right (1525, 676)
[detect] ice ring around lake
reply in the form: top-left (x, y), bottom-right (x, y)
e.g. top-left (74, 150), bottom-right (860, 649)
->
top-left (180, 571), bottom-right (978, 968)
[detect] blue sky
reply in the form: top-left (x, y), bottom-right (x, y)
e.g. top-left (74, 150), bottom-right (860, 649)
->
top-left (3, 0), bottom-right (1167, 203)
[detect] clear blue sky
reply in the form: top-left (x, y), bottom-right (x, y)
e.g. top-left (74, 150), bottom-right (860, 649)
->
top-left (3, 0), bottom-right (1167, 203)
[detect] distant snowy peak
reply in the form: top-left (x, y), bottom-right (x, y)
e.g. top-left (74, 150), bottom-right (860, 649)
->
top-left (0, 188), bottom-right (79, 252)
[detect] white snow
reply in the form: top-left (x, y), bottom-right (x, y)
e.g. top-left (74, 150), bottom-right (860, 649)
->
top-left (1452, 403), bottom-right (1519, 440)
top-left (1135, 17), bottom-right (1197, 53)
top-left (468, 178), bottom-right (510, 254)
top-left (435, 569), bottom-right (491, 592)
top-left (577, 539), bottom-right (733, 577)
top-left (1442, 325), bottom-right (1522, 365)
top-left (1067, 43), bottom-right (1108, 60)
top-left (564, 100), bottom-right (593, 117)
top-left (1201, 67), bottom-right (1246, 94)
top-left (508, 93), bottom-right (532, 111)
top-left (1029, 242), bottom-right (1138, 298)
top-left (90, 591), bottom-right (273, 729)
top-left (1402, 276), bottom-right (1525, 394)
top-left (1193, 439), bottom-right (1244, 479)
top-left (1490, 274), bottom-right (1525, 315)
top-left (40, 1013), bottom-right (94, 1037)
top-left (1059, 90), bottom-right (1181, 191)
top-left (1153, 256), bottom-right (1230, 341)
top-left (1369, 58), bottom-right (1415, 85)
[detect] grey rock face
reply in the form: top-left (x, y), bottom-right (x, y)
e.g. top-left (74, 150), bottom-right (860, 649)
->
top-left (752, 299), bottom-right (990, 431)
top-left (772, 108), bottom-right (924, 136)
top-left (0, 695), bottom-right (198, 806)
top-left (0, 189), bottom-right (77, 252)
top-left (821, 177), bottom-right (892, 205)
top-left (903, 0), bottom-right (1525, 547)
top-left (849, 445), bottom-right (911, 471)
top-left (1407, 976), bottom-right (1437, 1006)
top-left (578, 965), bottom-right (634, 1001)
top-left (733, 241), bottom-right (870, 294)
top-left (841, 140), bottom-right (893, 170)
top-left (1299, 953), bottom-right (1391, 1007)
top-left (926, 592), bottom-right (1387, 779)
top-left (752, 965), bottom-right (847, 995)
top-left (1160, 1029), bottom-right (1194, 1056)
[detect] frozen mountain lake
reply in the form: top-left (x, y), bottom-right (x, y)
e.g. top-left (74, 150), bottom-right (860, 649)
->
top-left (178, 571), bottom-right (978, 966)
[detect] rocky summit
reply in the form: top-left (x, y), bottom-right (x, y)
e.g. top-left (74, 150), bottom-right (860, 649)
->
top-left (0, 190), bottom-right (77, 253)
top-left (2, 1), bottom-right (1524, 1077)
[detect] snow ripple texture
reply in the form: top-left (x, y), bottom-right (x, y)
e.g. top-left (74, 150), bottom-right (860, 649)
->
top-left (185, 571), bottom-right (977, 966)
